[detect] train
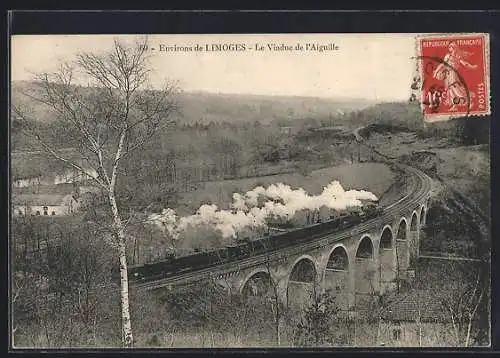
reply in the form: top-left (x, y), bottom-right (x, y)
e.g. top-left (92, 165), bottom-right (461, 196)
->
top-left (113, 200), bottom-right (383, 284)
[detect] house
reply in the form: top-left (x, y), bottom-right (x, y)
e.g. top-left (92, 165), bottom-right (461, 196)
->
top-left (13, 193), bottom-right (82, 217)
top-left (353, 289), bottom-right (460, 347)
top-left (12, 168), bottom-right (99, 189)
top-left (377, 290), bottom-right (455, 347)
top-left (307, 126), bottom-right (351, 141)
top-left (279, 126), bottom-right (303, 136)
top-left (54, 168), bottom-right (99, 185)
top-left (346, 289), bottom-right (476, 347)
top-left (12, 175), bottom-right (43, 189)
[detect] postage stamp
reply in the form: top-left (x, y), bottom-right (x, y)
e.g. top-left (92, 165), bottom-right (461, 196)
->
top-left (414, 33), bottom-right (490, 122)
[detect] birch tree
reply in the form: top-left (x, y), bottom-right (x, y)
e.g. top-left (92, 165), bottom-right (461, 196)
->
top-left (12, 36), bottom-right (178, 347)
top-left (420, 260), bottom-right (489, 347)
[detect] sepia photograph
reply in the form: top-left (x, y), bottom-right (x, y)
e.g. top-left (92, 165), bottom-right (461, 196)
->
top-left (10, 33), bottom-right (491, 349)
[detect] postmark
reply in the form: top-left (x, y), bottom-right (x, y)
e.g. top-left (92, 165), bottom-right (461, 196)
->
top-left (411, 33), bottom-right (490, 122)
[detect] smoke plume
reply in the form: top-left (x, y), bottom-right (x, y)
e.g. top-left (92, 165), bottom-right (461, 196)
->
top-left (148, 181), bottom-right (377, 240)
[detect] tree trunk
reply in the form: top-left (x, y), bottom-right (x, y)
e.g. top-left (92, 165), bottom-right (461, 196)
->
top-left (132, 237), bottom-right (137, 265)
top-left (376, 316), bottom-right (381, 346)
top-left (275, 303), bottom-right (281, 346)
top-left (449, 312), bottom-right (460, 346)
top-left (395, 241), bottom-right (401, 294)
top-left (108, 189), bottom-right (134, 348)
top-left (417, 310), bottom-right (422, 347)
top-left (465, 314), bottom-right (473, 347)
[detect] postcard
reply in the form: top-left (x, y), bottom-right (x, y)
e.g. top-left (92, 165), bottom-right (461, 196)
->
top-left (10, 33), bottom-right (490, 349)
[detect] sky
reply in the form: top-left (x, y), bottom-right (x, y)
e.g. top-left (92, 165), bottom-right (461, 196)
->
top-left (11, 34), bottom-right (417, 101)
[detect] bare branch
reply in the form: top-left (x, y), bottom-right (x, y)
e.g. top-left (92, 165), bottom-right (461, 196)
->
top-left (24, 69), bottom-right (101, 152)
top-left (470, 275), bottom-right (486, 320)
top-left (12, 108), bottom-right (107, 189)
top-left (13, 36), bottom-right (178, 348)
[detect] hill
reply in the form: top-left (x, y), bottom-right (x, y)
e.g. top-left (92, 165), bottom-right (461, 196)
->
top-left (176, 91), bottom-right (375, 125)
top-left (11, 80), bottom-right (375, 125)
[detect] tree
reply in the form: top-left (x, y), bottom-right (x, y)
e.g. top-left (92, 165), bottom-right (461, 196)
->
top-left (263, 258), bottom-right (286, 347)
top-left (294, 285), bottom-right (341, 347)
top-left (205, 243), bottom-right (287, 347)
top-left (12, 216), bottom-right (119, 348)
top-left (416, 260), bottom-right (489, 347)
top-left (206, 247), bottom-right (284, 347)
top-left (241, 238), bottom-right (289, 347)
top-left (13, 36), bottom-right (178, 347)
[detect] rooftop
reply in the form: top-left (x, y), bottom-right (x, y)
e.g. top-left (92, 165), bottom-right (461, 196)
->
top-left (379, 289), bottom-right (449, 323)
top-left (13, 193), bottom-right (74, 206)
top-left (13, 183), bottom-right (75, 196)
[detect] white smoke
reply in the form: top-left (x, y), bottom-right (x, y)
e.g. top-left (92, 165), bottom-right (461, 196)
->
top-left (148, 181), bottom-right (378, 240)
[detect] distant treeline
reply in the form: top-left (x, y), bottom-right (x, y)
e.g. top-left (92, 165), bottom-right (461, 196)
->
top-left (354, 102), bottom-right (489, 145)
top-left (12, 100), bottom-right (489, 215)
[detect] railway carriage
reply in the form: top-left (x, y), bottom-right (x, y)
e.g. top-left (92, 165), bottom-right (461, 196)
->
top-left (125, 200), bottom-right (383, 283)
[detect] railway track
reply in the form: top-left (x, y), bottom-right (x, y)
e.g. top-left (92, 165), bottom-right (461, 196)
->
top-left (127, 163), bottom-right (432, 292)
top-left (93, 126), bottom-right (433, 294)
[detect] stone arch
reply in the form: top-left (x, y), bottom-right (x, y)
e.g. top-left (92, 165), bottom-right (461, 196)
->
top-left (356, 235), bottom-right (374, 259)
top-left (290, 257), bottom-right (317, 282)
top-left (396, 217), bottom-right (408, 241)
top-left (395, 217), bottom-right (409, 271)
top-left (240, 269), bottom-right (273, 297)
top-left (409, 211), bottom-right (419, 262)
top-left (323, 245), bottom-right (350, 310)
top-left (326, 245), bottom-right (349, 270)
top-left (410, 211), bottom-right (419, 232)
top-left (287, 256), bottom-right (318, 309)
top-left (420, 205), bottom-right (427, 226)
top-left (379, 225), bottom-right (394, 250)
top-left (355, 235), bottom-right (377, 298)
top-left (379, 226), bottom-right (395, 292)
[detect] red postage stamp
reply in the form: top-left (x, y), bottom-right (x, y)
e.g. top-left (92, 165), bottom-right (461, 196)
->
top-left (415, 33), bottom-right (490, 122)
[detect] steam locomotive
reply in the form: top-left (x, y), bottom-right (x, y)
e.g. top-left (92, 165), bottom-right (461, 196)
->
top-left (116, 200), bottom-right (383, 284)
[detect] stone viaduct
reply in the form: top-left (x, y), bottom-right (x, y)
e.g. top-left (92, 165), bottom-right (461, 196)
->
top-left (213, 199), bottom-right (430, 311)
top-left (135, 165), bottom-right (433, 313)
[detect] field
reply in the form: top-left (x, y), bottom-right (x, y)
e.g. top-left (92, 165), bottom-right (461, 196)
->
top-left (363, 130), bottom-right (490, 214)
top-left (176, 162), bottom-right (395, 215)
top-left (362, 127), bottom-right (490, 259)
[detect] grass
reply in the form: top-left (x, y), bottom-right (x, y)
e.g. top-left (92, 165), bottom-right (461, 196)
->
top-left (175, 162), bottom-right (394, 215)
top-left (432, 146), bottom-right (490, 180)
top-left (362, 130), bottom-right (490, 259)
